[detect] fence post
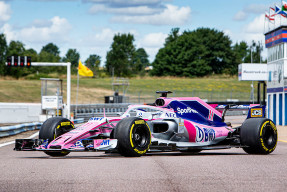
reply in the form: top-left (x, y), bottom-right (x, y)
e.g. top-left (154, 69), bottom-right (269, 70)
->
top-left (210, 89), bottom-right (213, 102)
top-left (138, 91), bottom-right (142, 104)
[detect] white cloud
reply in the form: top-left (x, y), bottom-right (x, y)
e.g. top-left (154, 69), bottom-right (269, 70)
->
top-left (233, 11), bottom-right (247, 21)
top-left (244, 14), bottom-right (265, 34)
top-left (75, 28), bottom-right (140, 63)
top-left (135, 32), bottom-right (167, 62)
top-left (0, 16), bottom-right (72, 56)
top-left (229, 14), bottom-right (265, 44)
top-left (223, 29), bottom-right (232, 38)
top-left (85, 0), bottom-right (163, 7)
top-left (76, 29), bottom-right (167, 64)
top-left (17, 16), bottom-right (72, 44)
top-left (139, 32), bottom-right (167, 47)
top-left (111, 4), bottom-right (191, 25)
top-left (0, 23), bottom-right (15, 42)
top-left (229, 14), bottom-right (268, 59)
top-left (233, 4), bottom-right (267, 22)
top-left (0, 1), bottom-right (11, 24)
top-left (81, 28), bottom-right (117, 47)
top-left (244, 4), bottom-right (266, 14)
top-left (31, 19), bottom-right (53, 28)
top-left (79, 27), bottom-right (139, 47)
top-left (142, 47), bottom-right (159, 62)
top-left (89, 4), bottom-right (161, 15)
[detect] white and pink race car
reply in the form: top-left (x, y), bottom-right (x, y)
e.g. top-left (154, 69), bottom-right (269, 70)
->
top-left (15, 91), bottom-right (278, 157)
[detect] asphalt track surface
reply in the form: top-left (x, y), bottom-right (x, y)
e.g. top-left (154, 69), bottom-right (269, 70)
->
top-left (1, 116), bottom-right (287, 192)
top-left (0, 141), bottom-right (287, 192)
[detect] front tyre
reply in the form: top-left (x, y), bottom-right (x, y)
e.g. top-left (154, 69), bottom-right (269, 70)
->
top-left (240, 118), bottom-right (277, 154)
top-left (114, 117), bottom-right (151, 157)
top-left (39, 117), bottom-right (74, 157)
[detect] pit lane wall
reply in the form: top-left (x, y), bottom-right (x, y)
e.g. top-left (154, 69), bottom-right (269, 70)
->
top-left (0, 103), bottom-right (42, 124)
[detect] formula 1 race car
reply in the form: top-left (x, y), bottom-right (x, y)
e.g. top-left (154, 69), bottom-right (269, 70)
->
top-left (14, 91), bottom-right (278, 157)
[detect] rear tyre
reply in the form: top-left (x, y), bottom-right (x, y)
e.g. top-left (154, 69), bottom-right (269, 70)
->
top-left (240, 118), bottom-right (277, 154)
top-left (114, 117), bottom-right (151, 157)
top-left (39, 117), bottom-right (74, 157)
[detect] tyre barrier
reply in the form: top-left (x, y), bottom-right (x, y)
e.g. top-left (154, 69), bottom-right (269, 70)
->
top-left (0, 118), bottom-right (84, 138)
top-left (0, 122), bottom-right (42, 138)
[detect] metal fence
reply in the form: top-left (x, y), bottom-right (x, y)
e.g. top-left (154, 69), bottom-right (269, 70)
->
top-left (72, 104), bottom-right (130, 121)
top-left (77, 90), bottom-right (256, 105)
top-left (126, 90), bottom-right (256, 104)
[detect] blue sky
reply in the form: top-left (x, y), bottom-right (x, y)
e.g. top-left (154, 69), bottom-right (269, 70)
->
top-left (0, 0), bottom-right (283, 64)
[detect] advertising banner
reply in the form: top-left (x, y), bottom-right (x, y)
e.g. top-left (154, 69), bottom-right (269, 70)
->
top-left (238, 63), bottom-right (267, 81)
top-left (42, 96), bottom-right (63, 109)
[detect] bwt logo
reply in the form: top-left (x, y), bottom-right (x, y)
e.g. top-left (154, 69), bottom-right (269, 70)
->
top-left (101, 140), bottom-right (110, 146)
top-left (177, 107), bottom-right (198, 115)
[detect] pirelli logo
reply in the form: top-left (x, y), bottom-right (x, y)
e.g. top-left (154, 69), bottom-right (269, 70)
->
top-left (135, 120), bottom-right (145, 124)
top-left (251, 108), bottom-right (263, 117)
top-left (61, 122), bottom-right (71, 126)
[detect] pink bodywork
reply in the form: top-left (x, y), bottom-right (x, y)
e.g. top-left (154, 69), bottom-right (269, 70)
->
top-left (40, 97), bottom-right (233, 150)
top-left (44, 117), bottom-right (122, 150)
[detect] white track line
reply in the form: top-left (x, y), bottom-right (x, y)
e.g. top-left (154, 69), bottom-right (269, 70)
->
top-left (0, 141), bottom-right (15, 148)
top-left (27, 132), bottom-right (39, 139)
top-left (0, 131), bottom-right (39, 148)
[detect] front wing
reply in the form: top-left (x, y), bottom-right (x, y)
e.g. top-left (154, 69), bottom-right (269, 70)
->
top-left (14, 139), bottom-right (118, 152)
top-left (14, 137), bottom-right (243, 153)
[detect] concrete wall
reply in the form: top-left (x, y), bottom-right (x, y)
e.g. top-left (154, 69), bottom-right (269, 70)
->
top-left (0, 103), bottom-right (41, 124)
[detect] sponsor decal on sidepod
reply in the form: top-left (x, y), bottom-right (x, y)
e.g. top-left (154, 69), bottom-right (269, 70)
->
top-left (195, 126), bottom-right (216, 142)
top-left (177, 107), bottom-right (198, 115)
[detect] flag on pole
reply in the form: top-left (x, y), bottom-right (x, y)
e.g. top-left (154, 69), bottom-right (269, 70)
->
top-left (282, 1), bottom-right (287, 11)
top-left (280, 10), bottom-right (287, 17)
top-left (265, 12), bottom-right (275, 22)
top-left (275, 4), bottom-right (287, 17)
top-left (270, 7), bottom-right (276, 20)
top-left (78, 60), bottom-right (93, 77)
top-left (275, 4), bottom-right (281, 13)
top-left (270, 7), bottom-right (276, 16)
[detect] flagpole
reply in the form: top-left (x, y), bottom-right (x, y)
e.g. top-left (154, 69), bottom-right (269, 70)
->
top-left (272, 8), bottom-right (275, 29)
top-left (75, 60), bottom-right (80, 119)
top-left (264, 13), bottom-right (266, 34)
top-left (274, 4), bottom-right (276, 28)
top-left (269, 7), bottom-right (271, 30)
top-left (281, 1), bottom-right (283, 26)
top-left (268, 10), bottom-right (270, 31)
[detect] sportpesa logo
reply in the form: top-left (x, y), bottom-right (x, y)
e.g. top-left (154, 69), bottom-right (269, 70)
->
top-left (177, 107), bottom-right (198, 115)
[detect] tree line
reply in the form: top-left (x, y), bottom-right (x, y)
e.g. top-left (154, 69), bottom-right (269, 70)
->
top-left (0, 27), bottom-right (264, 79)
top-left (152, 28), bottom-right (264, 77)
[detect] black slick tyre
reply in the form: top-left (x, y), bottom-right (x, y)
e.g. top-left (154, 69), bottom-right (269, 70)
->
top-left (240, 118), bottom-right (277, 154)
top-left (39, 117), bottom-right (74, 157)
top-left (114, 117), bottom-right (151, 157)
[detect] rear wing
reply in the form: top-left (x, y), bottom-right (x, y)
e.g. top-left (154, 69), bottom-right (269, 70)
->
top-left (214, 104), bottom-right (266, 121)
